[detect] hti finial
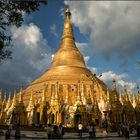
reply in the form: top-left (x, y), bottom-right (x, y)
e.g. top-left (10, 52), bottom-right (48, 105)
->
top-left (65, 6), bottom-right (71, 18)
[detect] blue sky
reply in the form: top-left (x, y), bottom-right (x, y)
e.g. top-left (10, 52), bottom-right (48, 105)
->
top-left (0, 1), bottom-right (140, 94)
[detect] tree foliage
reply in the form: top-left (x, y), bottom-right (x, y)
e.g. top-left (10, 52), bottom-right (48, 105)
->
top-left (0, 0), bottom-right (47, 61)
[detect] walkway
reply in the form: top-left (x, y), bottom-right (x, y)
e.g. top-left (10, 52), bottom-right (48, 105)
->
top-left (0, 130), bottom-right (139, 140)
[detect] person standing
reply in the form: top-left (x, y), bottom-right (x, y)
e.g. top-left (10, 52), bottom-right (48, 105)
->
top-left (92, 123), bottom-right (96, 138)
top-left (51, 125), bottom-right (60, 139)
top-left (88, 123), bottom-right (93, 138)
top-left (15, 125), bottom-right (21, 139)
top-left (5, 129), bottom-right (10, 139)
top-left (137, 123), bottom-right (140, 137)
top-left (78, 122), bottom-right (83, 138)
top-left (124, 124), bottom-right (130, 139)
top-left (45, 124), bottom-right (52, 139)
top-left (58, 123), bottom-right (64, 139)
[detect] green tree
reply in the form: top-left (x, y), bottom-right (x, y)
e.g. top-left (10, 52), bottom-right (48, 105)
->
top-left (0, 0), bottom-right (47, 61)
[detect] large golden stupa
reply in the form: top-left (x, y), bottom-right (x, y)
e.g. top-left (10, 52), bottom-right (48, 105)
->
top-left (22, 7), bottom-right (108, 126)
top-left (0, 8), bottom-right (139, 127)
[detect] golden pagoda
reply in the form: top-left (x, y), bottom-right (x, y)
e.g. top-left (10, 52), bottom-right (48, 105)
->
top-left (20, 7), bottom-right (109, 126)
top-left (0, 8), bottom-right (139, 128)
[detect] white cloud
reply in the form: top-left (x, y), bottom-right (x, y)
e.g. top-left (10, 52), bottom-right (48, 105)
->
top-left (50, 24), bottom-right (58, 37)
top-left (67, 1), bottom-right (140, 59)
top-left (99, 70), bottom-right (137, 91)
top-left (118, 80), bottom-right (137, 90)
top-left (0, 23), bottom-right (52, 92)
top-left (76, 42), bottom-right (90, 56)
top-left (51, 54), bottom-right (54, 60)
top-left (88, 67), bottom-right (97, 75)
top-left (84, 56), bottom-right (90, 65)
top-left (12, 23), bottom-right (41, 48)
top-left (100, 71), bottom-right (127, 82)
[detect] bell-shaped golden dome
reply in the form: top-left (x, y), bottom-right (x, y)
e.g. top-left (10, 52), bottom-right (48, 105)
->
top-left (30, 7), bottom-right (92, 86)
top-left (24, 8), bottom-right (108, 106)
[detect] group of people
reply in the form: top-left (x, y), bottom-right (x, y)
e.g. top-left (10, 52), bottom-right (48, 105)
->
top-left (78, 122), bottom-right (96, 138)
top-left (3, 121), bottom-right (140, 139)
top-left (5, 123), bottom-right (20, 139)
top-left (45, 123), bottom-right (64, 139)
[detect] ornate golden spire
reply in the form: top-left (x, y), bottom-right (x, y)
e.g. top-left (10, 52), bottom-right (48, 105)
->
top-left (7, 91), bottom-right (18, 116)
top-left (124, 85), bottom-right (127, 94)
top-left (124, 85), bottom-right (129, 101)
top-left (62, 7), bottom-right (73, 40)
top-left (5, 92), bottom-right (11, 112)
top-left (107, 88), bottom-right (110, 102)
top-left (19, 88), bottom-right (23, 103)
top-left (2, 92), bottom-right (6, 109)
top-left (132, 95), bottom-right (136, 108)
top-left (51, 7), bottom-right (86, 68)
top-left (27, 91), bottom-right (34, 111)
top-left (112, 79), bottom-right (119, 101)
top-left (12, 91), bottom-right (17, 106)
top-left (113, 79), bottom-right (116, 91)
top-left (119, 92), bottom-right (123, 105)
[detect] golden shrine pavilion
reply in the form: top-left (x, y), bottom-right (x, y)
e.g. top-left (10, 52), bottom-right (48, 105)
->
top-left (0, 8), bottom-right (140, 128)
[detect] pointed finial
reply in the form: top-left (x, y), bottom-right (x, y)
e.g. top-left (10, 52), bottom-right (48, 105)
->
top-left (124, 85), bottom-right (127, 93)
top-left (62, 7), bottom-right (74, 40)
top-left (12, 90), bottom-right (17, 106)
top-left (3, 92), bottom-right (6, 102)
top-left (19, 87), bottom-right (23, 103)
top-left (4, 92), bottom-right (6, 99)
top-left (2, 92), bottom-right (7, 109)
top-left (8, 92), bottom-right (11, 100)
top-left (107, 88), bottom-right (110, 101)
top-left (4, 92), bottom-right (11, 111)
top-left (65, 6), bottom-right (71, 19)
top-left (113, 79), bottom-right (116, 91)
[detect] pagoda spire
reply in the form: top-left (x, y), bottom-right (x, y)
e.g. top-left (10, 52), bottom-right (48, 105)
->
top-left (119, 92), bottom-right (123, 105)
top-left (107, 88), bottom-right (110, 101)
top-left (62, 7), bottom-right (74, 40)
top-left (27, 90), bottom-right (34, 111)
top-left (12, 90), bottom-right (17, 106)
top-left (51, 7), bottom-right (86, 68)
top-left (132, 95), bottom-right (136, 108)
top-left (112, 79), bottom-right (118, 101)
top-left (113, 79), bottom-right (117, 91)
top-left (124, 85), bottom-right (129, 101)
top-left (106, 88), bottom-right (111, 110)
top-left (5, 92), bottom-right (11, 112)
top-left (2, 92), bottom-right (6, 110)
top-left (19, 88), bottom-right (23, 103)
